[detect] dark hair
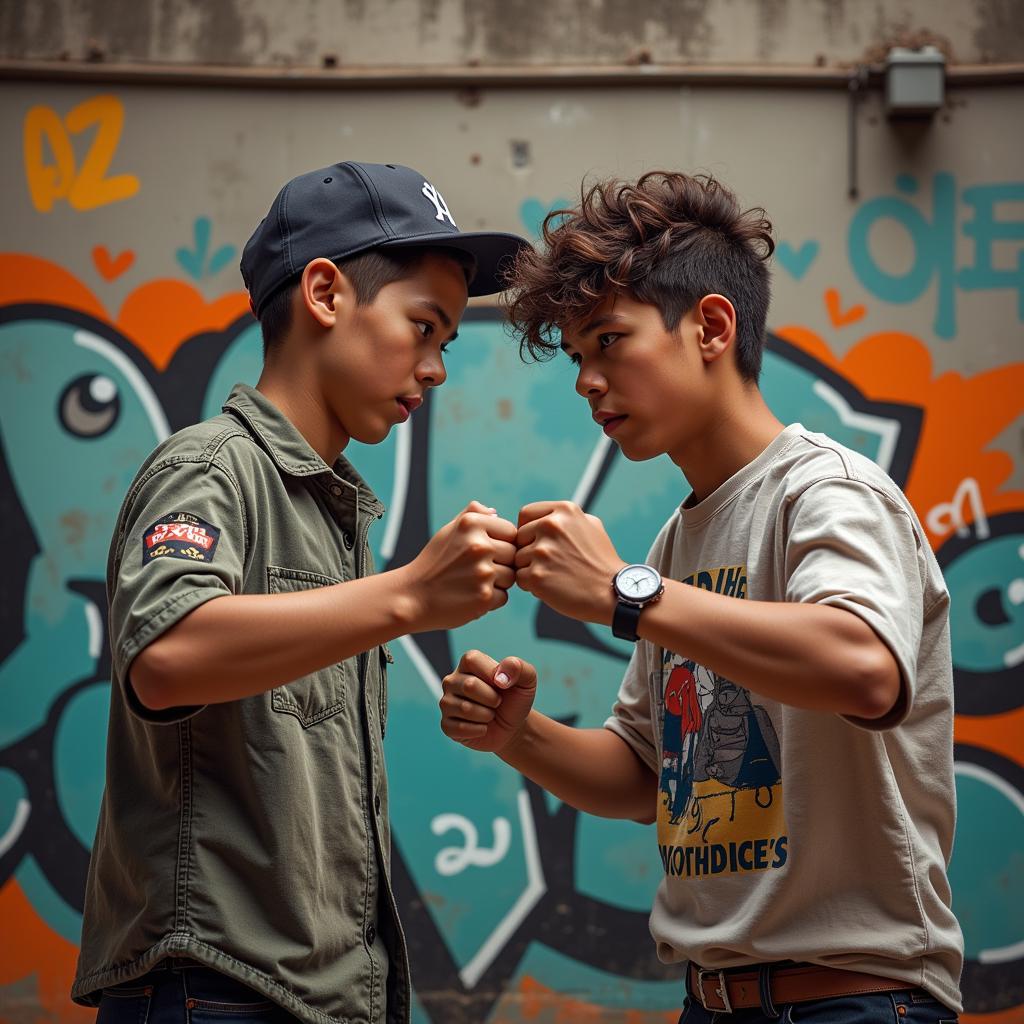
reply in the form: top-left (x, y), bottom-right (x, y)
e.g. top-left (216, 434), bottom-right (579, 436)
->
top-left (259, 246), bottom-right (476, 355)
top-left (505, 171), bottom-right (775, 382)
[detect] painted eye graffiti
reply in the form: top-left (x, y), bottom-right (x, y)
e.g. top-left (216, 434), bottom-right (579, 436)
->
top-left (58, 374), bottom-right (121, 437)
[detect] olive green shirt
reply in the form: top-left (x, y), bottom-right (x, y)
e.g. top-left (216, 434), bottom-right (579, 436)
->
top-left (72, 384), bottom-right (410, 1024)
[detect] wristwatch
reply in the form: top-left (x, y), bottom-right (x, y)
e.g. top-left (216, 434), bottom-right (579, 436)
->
top-left (611, 563), bottom-right (665, 642)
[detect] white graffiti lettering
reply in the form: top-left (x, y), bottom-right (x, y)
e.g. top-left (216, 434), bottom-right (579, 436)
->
top-left (926, 477), bottom-right (990, 540)
top-left (431, 813), bottom-right (511, 876)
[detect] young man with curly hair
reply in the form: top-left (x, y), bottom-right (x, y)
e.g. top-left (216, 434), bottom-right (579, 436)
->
top-left (438, 172), bottom-right (963, 1022)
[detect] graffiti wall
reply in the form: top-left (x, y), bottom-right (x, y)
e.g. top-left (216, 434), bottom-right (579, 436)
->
top-left (0, 81), bottom-right (1022, 1024)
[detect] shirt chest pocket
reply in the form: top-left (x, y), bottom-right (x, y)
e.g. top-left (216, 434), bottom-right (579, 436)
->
top-left (267, 565), bottom-right (354, 727)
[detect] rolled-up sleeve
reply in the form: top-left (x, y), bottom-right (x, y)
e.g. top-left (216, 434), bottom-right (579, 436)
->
top-left (110, 457), bottom-right (246, 723)
top-left (784, 478), bottom-right (926, 729)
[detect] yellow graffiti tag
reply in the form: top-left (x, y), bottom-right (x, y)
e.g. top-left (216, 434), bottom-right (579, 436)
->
top-left (23, 95), bottom-right (140, 213)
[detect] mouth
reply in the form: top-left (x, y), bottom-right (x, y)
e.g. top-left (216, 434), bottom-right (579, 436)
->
top-left (396, 395), bottom-right (423, 421)
top-left (593, 410), bottom-right (628, 436)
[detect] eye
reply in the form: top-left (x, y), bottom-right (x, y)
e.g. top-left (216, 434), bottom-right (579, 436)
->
top-left (564, 350), bottom-right (581, 366)
top-left (58, 373), bottom-right (121, 438)
top-left (598, 332), bottom-right (621, 350)
top-left (416, 321), bottom-right (434, 338)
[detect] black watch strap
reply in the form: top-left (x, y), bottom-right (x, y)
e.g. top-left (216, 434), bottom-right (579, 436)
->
top-left (612, 601), bottom-right (643, 642)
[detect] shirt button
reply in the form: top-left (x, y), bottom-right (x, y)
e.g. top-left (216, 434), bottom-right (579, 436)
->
top-left (330, 484), bottom-right (343, 497)
top-left (365, 924), bottom-right (376, 945)
top-left (343, 531), bottom-right (354, 549)
top-left (374, 793), bottom-right (381, 814)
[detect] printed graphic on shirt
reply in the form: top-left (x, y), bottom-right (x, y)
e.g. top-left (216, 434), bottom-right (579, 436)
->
top-left (657, 564), bottom-right (787, 880)
top-left (142, 512), bottom-right (221, 565)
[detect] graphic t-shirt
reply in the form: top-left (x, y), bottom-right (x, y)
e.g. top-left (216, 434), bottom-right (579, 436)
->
top-left (605, 424), bottom-right (964, 1011)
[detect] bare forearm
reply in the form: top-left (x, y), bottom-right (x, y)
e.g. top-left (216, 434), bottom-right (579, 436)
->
top-left (499, 711), bottom-right (656, 822)
top-left (132, 567), bottom-right (417, 708)
top-left (638, 580), bottom-right (899, 718)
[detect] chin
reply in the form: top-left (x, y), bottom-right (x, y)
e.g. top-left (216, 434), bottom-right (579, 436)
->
top-left (617, 438), bottom-right (665, 463)
top-left (354, 423), bottom-right (393, 446)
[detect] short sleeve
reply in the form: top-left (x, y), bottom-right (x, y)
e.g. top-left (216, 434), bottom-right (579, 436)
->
top-left (110, 458), bottom-right (246, 723)
top-left (604, 642), bottom-right (659, 773)
top-left (784, 478), bottom-right (925, 729)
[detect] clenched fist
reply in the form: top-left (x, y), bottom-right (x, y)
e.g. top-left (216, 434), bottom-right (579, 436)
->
top-left (401, 501), bottom-right (518, 632)
top-left (514, 501), bottom-right (624, 624)
top-left (439, 650), bottom-right (537, 753)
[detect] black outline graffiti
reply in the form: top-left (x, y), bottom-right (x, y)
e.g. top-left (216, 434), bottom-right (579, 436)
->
top-left (953, 744), bottom-right (1024, 1012)
top-left (0, 304), bottom-right (253, 915)
top-left (394, 772), bottom-right (679, 1023)
top-left (937, 511), bottom-right (1024, 716)
top-left (0, 303), bottom-right (1016, 1019)
top-left (763, 333), bottom-right (923, 490)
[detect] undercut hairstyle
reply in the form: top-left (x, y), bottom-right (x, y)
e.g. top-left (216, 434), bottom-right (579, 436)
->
top-left (259, 245), bottom-right (476, 355)
top-left (505, 171), bottom-right (775, 382)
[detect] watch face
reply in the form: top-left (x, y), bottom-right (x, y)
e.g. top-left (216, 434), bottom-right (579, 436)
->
top-left (616, 564), bottom-right (661, 602)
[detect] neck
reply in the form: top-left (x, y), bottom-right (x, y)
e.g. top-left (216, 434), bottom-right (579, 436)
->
top-left (256, 358), bottom-right (349, 464)
top-left (669, 384), bottom-right (784, 504)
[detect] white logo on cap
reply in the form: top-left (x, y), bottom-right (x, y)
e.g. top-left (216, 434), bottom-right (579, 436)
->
top-left (422, 182), bottom-right (457, 228)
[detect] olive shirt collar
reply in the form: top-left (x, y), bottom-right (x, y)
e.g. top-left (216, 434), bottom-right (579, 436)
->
top-left (223, 383), bottom-right (385, 518)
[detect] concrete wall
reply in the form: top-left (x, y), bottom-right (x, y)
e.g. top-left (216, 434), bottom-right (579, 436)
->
top-left (1, 7), bottom-right (1022, 1022)
top-left (2, 0), bottom-right (1023, 67)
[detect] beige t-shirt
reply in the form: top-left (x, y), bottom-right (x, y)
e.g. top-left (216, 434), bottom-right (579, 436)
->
top-left (605, 423), bottom-right (964, 1011)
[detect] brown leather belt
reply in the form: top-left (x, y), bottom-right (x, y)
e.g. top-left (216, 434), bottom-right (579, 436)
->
top-left (688, 962), bottom-right (915, 1014)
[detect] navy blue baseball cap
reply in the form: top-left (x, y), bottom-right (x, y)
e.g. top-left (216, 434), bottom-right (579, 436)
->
top-left (240, 161), bottom-right (529, 315)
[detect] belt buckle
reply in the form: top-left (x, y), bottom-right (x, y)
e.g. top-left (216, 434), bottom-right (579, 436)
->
top-left (697, 968), bottom-right (733, 1014)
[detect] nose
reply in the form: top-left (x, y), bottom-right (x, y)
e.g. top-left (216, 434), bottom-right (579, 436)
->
top-left (416, 352), bottom-right (447, 389)
top-left (575, 363), bottom-right (607, 399)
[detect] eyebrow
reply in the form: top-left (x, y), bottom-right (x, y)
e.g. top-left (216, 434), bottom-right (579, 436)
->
top-left (560, 313), bottom-right (627, 351)
top-left (581, 313), bottom-right (627, 335)
top-left (414, 299), bottom-right (458, 341)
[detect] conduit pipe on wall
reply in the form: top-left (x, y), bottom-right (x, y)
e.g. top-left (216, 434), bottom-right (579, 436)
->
top-left (1, 59), bottom-right (1023, 90)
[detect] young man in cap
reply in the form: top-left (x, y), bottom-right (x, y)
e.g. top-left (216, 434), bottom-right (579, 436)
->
top-left (72, 161), bottom-right (527, 1024)
top-left (439, 171), bottom-right (963, 1021)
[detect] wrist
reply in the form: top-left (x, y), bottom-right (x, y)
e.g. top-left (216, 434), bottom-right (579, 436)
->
top-left (594, 563), bottom-right (625, 625)
top-left (387, 564), bottom-right (426, 633)
top-left (497, 710), bottom-right (537, 765)
top-left (579, 562), bottom-right (626, 626)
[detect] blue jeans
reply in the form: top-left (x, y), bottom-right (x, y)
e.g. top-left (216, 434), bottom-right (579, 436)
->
top-left (95, 959), bottom-right (300, 1024)
top-left (678, 988), bottom-right (959, 1023)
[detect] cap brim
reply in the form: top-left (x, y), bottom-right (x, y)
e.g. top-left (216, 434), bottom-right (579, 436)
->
top-left (377, 230), bottom-right (530, 297)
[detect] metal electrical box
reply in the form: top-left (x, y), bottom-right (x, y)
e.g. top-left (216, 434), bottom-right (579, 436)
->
top-left (885, 46), bottom-right (946, 117)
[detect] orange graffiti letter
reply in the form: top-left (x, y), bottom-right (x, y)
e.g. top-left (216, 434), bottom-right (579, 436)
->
top-left (23, 105), bottom-right (76, 213)
top-left (65, 95), bottom-right (140, 211)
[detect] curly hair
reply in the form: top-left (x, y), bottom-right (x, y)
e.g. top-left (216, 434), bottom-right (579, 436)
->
top-left (504, 171), bottom-right (775, 381)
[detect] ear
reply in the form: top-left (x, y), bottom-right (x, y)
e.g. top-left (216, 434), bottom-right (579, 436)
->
top-left (299, 258), bottom-right (352, 328)
top-left (695, 294), bottom-right (737, 365)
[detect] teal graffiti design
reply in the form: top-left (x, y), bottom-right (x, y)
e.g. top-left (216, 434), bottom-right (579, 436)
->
top-left (849, 173), bottom-right (1024, 339)
top-left (959, 183), bottom-right (1024, 320)
top-left (950, 745), bottom-right (1024, 1012)
top-left (775, 240), bottom-right (820, 280)
top-left (938, 513), bottom-right (1024, 716)
top-left (0, 304), bottom-right (1020, 1018)
top-left (519, 197), bottom-right (572, 239)
top-left (175, 216), bottom-right (237, 280)
top-left (848, 173), bottom-right (957, 338)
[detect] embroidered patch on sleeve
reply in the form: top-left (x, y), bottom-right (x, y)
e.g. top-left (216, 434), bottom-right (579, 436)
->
top-left (142, 512), bottom-right (221, 566)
